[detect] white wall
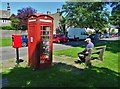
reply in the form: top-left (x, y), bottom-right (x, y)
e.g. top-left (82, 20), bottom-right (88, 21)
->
top-left (0, 19), bottom-right (11, 26)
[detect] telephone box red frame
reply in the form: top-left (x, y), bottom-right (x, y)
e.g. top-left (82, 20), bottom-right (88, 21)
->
top-left (28, 14), bottom-right (54, 69)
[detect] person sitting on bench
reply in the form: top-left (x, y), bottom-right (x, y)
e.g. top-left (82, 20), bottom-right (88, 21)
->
top-left (75, 38), bottom-right (94, 63)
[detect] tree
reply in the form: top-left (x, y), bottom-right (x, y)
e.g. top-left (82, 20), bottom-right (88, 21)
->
top-left (61, 2), bottom-right (109, 32)
top-left (10, 14), bottom-right (20, 30)
top-left (109, 2), bottom-right (120, 36)
top-left (17, 7), bottom-right (37, 30)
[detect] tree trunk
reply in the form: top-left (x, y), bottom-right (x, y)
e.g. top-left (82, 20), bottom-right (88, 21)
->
top-left (116, 25), bottom-right (120, 36)
top-left (63, 25), bottom-right (66, 36)
top-left (118, 27), bottom-right (120, 36)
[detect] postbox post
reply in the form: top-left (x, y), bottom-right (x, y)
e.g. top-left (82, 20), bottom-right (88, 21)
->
top-left (16, 48), bottom-right (19, 64)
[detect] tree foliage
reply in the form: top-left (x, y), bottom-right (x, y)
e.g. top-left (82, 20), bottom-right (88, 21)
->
top-left (17, 7), bottom-right (37, 30)
top-left (109, 2), bottom-right (120, 35)
top-left (109, 2), bottom-right (120, 27)
top-left (10, 14), bottom-right (20, 30)
top-left (61, 2), bottom-right (109, 31)
top-left (110, 10), bottom-right (120, 26)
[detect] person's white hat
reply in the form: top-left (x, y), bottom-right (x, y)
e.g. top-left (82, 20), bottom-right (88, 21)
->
top-left (85, 38), bottom-right (91, 41)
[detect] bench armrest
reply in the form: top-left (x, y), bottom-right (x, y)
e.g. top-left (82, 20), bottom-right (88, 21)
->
top-left (94, 45), bottom-right (106, 50)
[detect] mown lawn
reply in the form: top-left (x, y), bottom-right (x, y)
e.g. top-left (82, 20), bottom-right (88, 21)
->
top-left (1, 40), bottom-right (120, 88)
top-left (0, 38), bottom-right (12, 47)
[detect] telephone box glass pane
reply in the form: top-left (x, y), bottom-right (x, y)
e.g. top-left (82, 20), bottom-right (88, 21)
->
top-left (43, 31), bottom-right (49, 35)
top-left (42, 43), bottom-right (49, 52)
top-left (42, 36), bottom-right (50, 40)
top-left (43, 26), bottom-right (50, 31)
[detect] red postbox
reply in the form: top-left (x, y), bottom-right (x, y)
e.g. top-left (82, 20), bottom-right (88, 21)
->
top-left (12, 34), bottom-right (22, 48)
top-left (28, 14), bottom-right (54, 69)
top-left (12, 34), bottom-right (22, 64)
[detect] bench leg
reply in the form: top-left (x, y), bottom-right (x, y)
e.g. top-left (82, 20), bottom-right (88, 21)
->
top-left (98, 47), bottom-right (106, 61)
top-left (85, 58), bottom-right (91, 67)
top-left (85, 54), bottom-right (92, 67)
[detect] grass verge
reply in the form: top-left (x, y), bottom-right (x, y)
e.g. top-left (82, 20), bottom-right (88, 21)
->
top-left (0, 38), bottom-right (12, 47)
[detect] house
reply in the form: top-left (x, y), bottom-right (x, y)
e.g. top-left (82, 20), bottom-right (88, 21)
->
top-left (0, 3), bottom-right (11, 26)
top-left (47, 8), bottom-right (63, 34)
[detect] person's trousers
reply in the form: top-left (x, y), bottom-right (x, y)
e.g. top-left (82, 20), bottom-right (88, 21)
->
top-left (78, 52), bottom-right (87, 62)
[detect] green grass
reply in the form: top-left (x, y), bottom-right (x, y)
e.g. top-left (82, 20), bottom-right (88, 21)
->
top-left (0, 38), bottom-right (12, 47)
top-left (1, 40), bottom-right (120, 88)
top-left (53, 40), bottom-right (120, 73)
top-left (54, 47), bottom-right (83, 58)
top-left (2, 64), bottom-right (119, 87)
top-left (54, 49), bottom-right (119, 73)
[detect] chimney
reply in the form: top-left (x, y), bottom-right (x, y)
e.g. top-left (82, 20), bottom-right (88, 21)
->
top-left (57, 8), bottom-right (60, 13)
top-left (7, 3), bottom-right (10, 11)
top-left (47, 11), bottom-right (51, 15)
top-left (7, 3), bottom-right (10, 15)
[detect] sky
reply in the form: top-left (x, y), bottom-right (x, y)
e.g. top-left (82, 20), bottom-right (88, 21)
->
top-left (1, 1), bottom-right (113, 16)
top-left (1, 2), bottom-right (65, 15)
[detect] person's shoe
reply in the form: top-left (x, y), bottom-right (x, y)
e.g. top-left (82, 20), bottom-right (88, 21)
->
top-left (74, 60), bottom-right (82, 64)
top-left (74, 61), bottom-right (78, 63)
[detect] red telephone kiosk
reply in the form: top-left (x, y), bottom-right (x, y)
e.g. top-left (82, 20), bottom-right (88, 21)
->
top-left (28, 14), bottom-right (54, 69)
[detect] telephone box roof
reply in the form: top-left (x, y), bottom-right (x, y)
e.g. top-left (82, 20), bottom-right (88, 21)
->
top-left (28, 13), bottom-right (54, 19)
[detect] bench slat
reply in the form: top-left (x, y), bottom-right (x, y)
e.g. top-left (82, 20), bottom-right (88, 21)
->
top-left (92, 49), bottom-right (101, 54)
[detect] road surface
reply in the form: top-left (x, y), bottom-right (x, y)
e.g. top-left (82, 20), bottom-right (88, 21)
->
top-left (1, 37), bottom-right (119, 61)
top-left (0, 43), bottom-right (73, 61)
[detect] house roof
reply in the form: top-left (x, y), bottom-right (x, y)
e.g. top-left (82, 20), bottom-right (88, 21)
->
top-left (0, 10), bottom-right (10, 18)
top-left (49, 13), bottom-right (63, 20)
top-left (28, 13), bottom-right (54, 19)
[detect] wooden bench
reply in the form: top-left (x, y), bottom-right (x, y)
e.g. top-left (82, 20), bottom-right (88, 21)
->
top-left (85, 45), bottom-right (106, 66)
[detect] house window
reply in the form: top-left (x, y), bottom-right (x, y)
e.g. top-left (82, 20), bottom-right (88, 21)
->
top-left (2, 20), bottom-right (6, 23)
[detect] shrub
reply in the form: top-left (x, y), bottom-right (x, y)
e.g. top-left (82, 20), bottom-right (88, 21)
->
top-left (0, 26), bottom-right (16, 30)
